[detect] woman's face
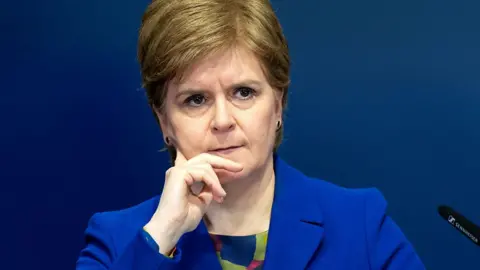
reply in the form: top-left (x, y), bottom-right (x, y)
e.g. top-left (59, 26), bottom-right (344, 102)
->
top-left (157, 46), bottom-right (282, 183)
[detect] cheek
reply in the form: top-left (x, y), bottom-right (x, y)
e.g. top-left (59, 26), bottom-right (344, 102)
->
top-left (171, 117), bottom-right (209, 150)
top-left (243, 109), bottom-right (277, 146)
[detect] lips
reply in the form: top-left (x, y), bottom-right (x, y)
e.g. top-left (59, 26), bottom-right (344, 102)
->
top-left (209, 146), bottom-right (241, 152)
top-left (213, 146), bottom-right (237, 150)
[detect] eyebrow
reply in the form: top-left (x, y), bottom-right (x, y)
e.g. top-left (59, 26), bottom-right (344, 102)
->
top-left (175, 79), bottom-right (264, 98)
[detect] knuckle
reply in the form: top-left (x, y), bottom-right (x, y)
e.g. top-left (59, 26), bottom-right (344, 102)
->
top-left (199, 163), bottom-right (213, 170)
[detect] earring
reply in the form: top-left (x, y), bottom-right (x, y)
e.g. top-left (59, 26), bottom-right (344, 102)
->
top-left (164, 136), bottom-right (170, 145)
top-left (276, 120), bottom-right (282, 130)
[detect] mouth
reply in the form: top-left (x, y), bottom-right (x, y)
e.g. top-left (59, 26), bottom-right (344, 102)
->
top-left (209, 145), bottom-right (242, 154)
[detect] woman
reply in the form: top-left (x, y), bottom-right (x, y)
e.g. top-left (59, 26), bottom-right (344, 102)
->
top-left (76, 0), bottom-right (425, 269)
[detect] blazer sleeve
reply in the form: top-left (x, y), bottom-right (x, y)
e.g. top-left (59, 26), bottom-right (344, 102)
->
top-left (76, 213), bottom-right (182, 270)
top-left (364, 188), bottom-right (426, 270)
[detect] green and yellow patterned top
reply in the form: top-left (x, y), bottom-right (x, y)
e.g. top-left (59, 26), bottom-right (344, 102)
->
top-left (209, 230), bottom-right (268, 270)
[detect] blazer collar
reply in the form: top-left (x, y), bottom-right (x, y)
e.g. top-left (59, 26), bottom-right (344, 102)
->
top-left (262, 154), bottom-right (325, 270)
top-left (177, 154), bottom-right (325, 269)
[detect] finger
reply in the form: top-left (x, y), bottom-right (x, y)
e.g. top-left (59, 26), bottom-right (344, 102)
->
top-left (189, 185), bottom-right (214, 208)
top-left (175, 149), bottom-right (187, 166)
top-left (212, 194), bottom-right (224, 204)
top-left (193, 164), bottom-right (226, 198)
top-left (184, 167), bottom-right (226, 197)
top-left (189, 153), bottom-right (243, 172)
top-left (190, 182), bottom-right (223, 204)
top-left (197, 185), bottom-right (214, 205)
top-left (189, 181), bottom-right (205, 196)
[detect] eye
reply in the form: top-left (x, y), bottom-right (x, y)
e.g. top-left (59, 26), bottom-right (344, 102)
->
top-left (234, 87), bottom-right (256, 100)
top-left (184, 94), bottom-right (206, 107)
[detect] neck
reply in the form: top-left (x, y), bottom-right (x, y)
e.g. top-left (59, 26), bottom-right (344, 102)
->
top-left (204, 156), bottom-right (275, 236)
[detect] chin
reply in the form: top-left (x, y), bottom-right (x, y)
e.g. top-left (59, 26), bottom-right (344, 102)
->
top-left (214, 167), bottom-right (248, 184)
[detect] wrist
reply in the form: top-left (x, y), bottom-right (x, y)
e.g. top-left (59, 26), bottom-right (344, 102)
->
top-left (144, 220), bottom-right (182, 255)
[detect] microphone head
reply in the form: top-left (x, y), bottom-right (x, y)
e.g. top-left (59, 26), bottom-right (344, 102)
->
top-left (438, 205), bottom-right (456, 223)
top-left (438, 205), bottom-right (480, 247)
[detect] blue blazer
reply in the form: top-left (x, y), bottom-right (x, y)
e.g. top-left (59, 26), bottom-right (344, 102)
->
top-left (76, 155), bottom-right (425, 270)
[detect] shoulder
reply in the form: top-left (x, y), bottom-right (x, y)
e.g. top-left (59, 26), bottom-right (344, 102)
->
top-left (296, 176), bottom-right (424, 269)
top-left (77, 197), bottom-right (184, 268)
top-left (276, 156), bottom-right (389, 238)
top-left (90, 196), bottom-right (159, 228)
top-left (275, 156), bottom-right (389, 238)
top-left (274, 155), bottom-right (386, 221)
top-left (275, 156), bottom-right (387, 224)
top-left (301, 174), bottom-right (387, 226)
top-left (84, 196), bottom-right (160, 250)
top-left (312, 176), bottom-right (386, 213)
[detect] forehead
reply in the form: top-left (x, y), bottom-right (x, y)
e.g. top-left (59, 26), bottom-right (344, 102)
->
top-left (176, 46), bottom-right (267, 89)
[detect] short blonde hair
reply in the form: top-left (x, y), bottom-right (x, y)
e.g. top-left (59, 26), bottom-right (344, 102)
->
top-left (137, 0), bottom-right (290, 163)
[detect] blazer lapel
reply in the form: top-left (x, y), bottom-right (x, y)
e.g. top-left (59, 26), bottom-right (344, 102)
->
top-left (263, 155), bottom-right (325, 270)
top-left (177, 221), bottom-right (222, 270)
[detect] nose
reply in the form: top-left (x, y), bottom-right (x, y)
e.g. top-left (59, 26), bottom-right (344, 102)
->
top-left (211, 98), bottom-right (235, 132)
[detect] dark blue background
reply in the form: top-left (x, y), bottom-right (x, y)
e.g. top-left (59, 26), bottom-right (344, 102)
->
top-left (2, 0), bottom-right (479, 269)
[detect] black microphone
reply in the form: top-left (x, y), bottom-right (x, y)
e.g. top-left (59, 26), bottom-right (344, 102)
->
top-left (438, 205), bottom-right (480, 247)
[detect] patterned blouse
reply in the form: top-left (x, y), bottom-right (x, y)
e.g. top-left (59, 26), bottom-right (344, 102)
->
top-left (209, 230), bottom-right (269, 270)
